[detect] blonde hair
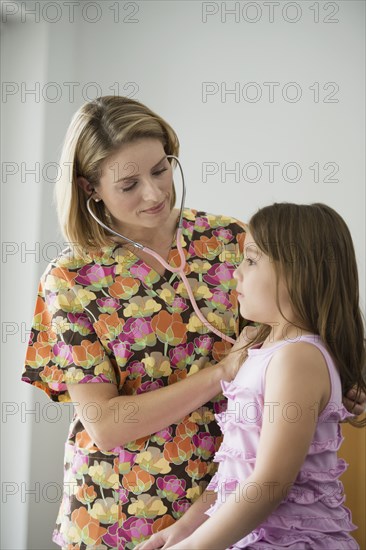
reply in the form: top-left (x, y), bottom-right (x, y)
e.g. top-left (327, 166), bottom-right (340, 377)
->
top-left (244, 203), bottom-right (366, 427)
top-left (55, 96), bottom-right (180, 252)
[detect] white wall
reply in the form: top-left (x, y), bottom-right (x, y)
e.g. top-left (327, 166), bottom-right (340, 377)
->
top-left (1, 1), bottom-right (364, 548)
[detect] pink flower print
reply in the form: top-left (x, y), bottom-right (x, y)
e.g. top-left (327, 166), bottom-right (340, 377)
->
top-left (169, 296), bottom-right (189, 314)
top-left (169, 343), bottom-right (195, 369)
top-left (127, 361), bottom-right (146, 379)
top-left (194, 335), bottom-right (214, 356)
top-left (195, 216), bottom-right (210, 233)
top-left (172, 498), bottom-right (191, 519)
top-left (203, 263), bottom-right (236, 291)
top-left (68, 312), bottom-right (94, 336)
top-left (156, 475), bottom-right (186, 502)
top-left (137, 379), bottom-right (164, 394)
top-left (119, 517), bottom-right (154, 547)
top-left (103, 521), bottom-right (126, 547)
top-left (111, 341), bottom-right (134, 367)
top-left (52, 341), bottom-right (73, 368)
top-left (213, 397), bottom-right (228, 414)
top-left (119, 317), bottom-right (156, 350)
top-left (111, 449), bottom-right (136, 475)
top-left (71, 452), bottom-right (89, 478)
top-left (192, 432), bottom-right (216, 460)
top-left (130, 260), bottom-right (160, 286)
top-left (209, 289), bottom-right (232, 312)
top-left (75, 264), bottom-right (116, 290)
top-left (183, 219), bottom-right (195, 237)
top-left (213, 228), bottom-right (234, 244)
top-left (151, 426), bottom-right (173, 445)
top-left (96, 297), bottom-right (121, 314)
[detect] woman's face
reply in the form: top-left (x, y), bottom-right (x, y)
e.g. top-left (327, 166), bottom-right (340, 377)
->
top-left (95, 138), bottom-right (174, 236)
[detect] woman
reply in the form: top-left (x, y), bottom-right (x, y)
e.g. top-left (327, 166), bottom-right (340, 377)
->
top-left (21, 96), bottom-right (365, 550)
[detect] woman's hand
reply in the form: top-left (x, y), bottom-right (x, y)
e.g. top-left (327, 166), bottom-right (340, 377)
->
top-left (135, 520), bottom-right (193, 550)
top-left (343, 387), bottom-right (366, 416)
top-left (220, 324), bottom-right (257, 381)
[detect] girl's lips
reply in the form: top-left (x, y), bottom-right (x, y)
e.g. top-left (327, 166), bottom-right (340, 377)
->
top-left (143, 199), bottom-right (166, 214)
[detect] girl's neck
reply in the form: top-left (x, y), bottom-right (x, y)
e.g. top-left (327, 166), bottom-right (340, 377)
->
top-left (262, 323), bottom-right (315, 348)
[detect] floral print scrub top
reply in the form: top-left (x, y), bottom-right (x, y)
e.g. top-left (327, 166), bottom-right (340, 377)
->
top-left (22, 208), bottom-right (246, 549)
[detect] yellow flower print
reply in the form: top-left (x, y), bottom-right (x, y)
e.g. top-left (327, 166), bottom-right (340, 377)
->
top-left (142, 353), bottom-right (172, 379)
top-left (58, 254), bottom-right (91, 270)
top-left (187, 314), bottom-right (209, 335)
top-left (88, 461), bottom-right (119, 490)
top-left (55, 290), bottom-right (85, 314)
top-left (64, 367), bottom-right (85, 384)
top-left (189, 407), bottom-right (215, 425)
top-left (94, 360), bottom-right (117, 382)
top-left (175, 279), bottom-right (212, 300)
top-left (187, 364), bottom-right (200, 376)
top-left (186, 482), bottom-right (207, 502)
top-left (128, 495), bottom-right (168, 519)
top-left (123, 297), bottom-right (161, 318)
top-left (157, 284), bottom-right (175, 306)
top-left (74, 288), bottom-right (97, 308)
top-left (135, 447), bottom-right (171, 475)
top-left (206, 214), bottom-right (233, 228)
top-left (51, 315), bottom-right (70, 334)
top-left (219, 242), bottom-right (241, 266)
top-left (90, 497), bottom-right (119, 523)
top-left (190, 260), bottom-right (212, 274)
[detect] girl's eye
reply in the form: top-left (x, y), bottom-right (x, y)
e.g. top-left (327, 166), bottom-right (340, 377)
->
top-left (246, 258), bottom-right (255, 266)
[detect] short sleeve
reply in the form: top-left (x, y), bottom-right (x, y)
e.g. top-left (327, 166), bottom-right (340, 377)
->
top-left (21, 264), bottom-right (118, 402)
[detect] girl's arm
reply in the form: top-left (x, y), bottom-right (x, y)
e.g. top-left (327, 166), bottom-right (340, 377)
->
top-left (170, 341), bottom-right (331, 550)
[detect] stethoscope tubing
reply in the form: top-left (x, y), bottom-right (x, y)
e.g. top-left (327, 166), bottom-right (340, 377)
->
top-left (86, 155), bottom-right (236, 344)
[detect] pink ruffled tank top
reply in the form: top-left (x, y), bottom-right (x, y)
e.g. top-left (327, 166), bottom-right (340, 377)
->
top-left (206, 334), bottom-right (359, 549)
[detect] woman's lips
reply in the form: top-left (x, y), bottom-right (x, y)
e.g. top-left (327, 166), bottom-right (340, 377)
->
top-left (143, 200), bottom-right (166, 214)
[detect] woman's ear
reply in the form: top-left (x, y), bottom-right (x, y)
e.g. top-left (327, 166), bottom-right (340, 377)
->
top-left (77, 177), bottom-right (102, 202)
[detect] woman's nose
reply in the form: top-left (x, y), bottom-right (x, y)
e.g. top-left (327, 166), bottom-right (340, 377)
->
top-left (141, 179), bottom-right (161, 201)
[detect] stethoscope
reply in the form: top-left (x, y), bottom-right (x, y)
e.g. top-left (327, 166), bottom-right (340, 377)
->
top-left (86, 155), bottom-right (236, 344)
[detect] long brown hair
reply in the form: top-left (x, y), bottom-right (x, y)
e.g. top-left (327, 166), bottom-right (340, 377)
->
top-left (55, 96), bottom-right (180, 253)
top-left (244, 203), bottom-right (366, 427)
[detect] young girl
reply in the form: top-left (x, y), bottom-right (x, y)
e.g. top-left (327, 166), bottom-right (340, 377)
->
top-left (137, 202), bottom-right (366, 550)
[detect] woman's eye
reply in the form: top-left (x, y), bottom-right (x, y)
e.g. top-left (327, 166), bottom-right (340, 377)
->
top-left (153, 168), bottom-right (168, 176)
top-left (121, 182), bottom-right (137, 192)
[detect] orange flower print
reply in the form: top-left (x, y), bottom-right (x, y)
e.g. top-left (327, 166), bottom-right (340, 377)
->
top-left (176, 418), bottom-right (199, 438)
top-left (193, 235), bottom-right (222, 260)
top-left (32, 295), bottom-right (52, 332)
top-left (122, 465), bottom-right (155, 495)
top-left (70, 507), bottom-right (107, 546)
top-left (75, 483), bottom-right (97, 505)
top-left (185, 459), bottom-right (208, 480)
top-left (109, 276), bottom-right (140, 300)
top-left (125, 435), bottom-right (150, 452)
top-left (163, 436), bottom-right (194, 465)
top-left (152, 514), bottom-right (175, 533)
top-left (94, 312), bottom-right (124, 341)
top-left (25, 342), bottom-right (52, 368)
top-left (72, 340), bottom-right (104, 368)
top-left (212, 340), bottom-right (233, 362)
top-left (75, 430), bottom-right (99, 453)
top-left (168, 248), bottom-right (190, 273)
top-left (168, 370), bottom-right (187, 385)
top-left (39, 365), bottom-right (63, 385)
top-left (44, 267), bottom-right (78, 292)
top-left (151, 311), bottom-right (187, 351)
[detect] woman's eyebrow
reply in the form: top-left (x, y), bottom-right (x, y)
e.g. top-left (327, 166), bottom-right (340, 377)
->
top-left (115, 155), bottom-right (167, 183)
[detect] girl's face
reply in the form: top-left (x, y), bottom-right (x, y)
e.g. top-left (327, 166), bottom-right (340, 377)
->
top-left (234, 231), bottom-right (291, 325)
top-left (94, 138), bottom-right (174, 236)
